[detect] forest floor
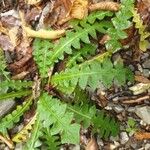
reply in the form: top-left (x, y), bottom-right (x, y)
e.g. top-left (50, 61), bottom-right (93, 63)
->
top-left (0, 0), bottom-right (150, 150)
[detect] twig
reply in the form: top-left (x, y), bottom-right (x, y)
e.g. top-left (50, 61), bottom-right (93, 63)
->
top-left (89, 2), bottom-right (120, 12)
top-left (122, 95), bottom-right (150, 104)
top-left (0, 134), bottom-right (14, 149)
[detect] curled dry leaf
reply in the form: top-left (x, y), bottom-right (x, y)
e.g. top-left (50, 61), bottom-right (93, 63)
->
top-left (0, 34), bottom-right (14, 51)
top-left (89, 2), bottom-right (120, 12)
top-left (58, 0), bottom-right (88, 25)
top-left (19, 10), bottom-right (65, 40)
top-left (86, 138), bottom-right (99, 150)
top-left (23, 26), bottom-right (65, 39)
top-left (70, 0), bottom-right (88, 19)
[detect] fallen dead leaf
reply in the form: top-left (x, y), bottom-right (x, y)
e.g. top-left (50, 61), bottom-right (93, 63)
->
top-left (11, 71), bottom-right (29, 80)
top-left (89, 2), bottom-right (120, 12)
top-left (86, 137), bottom-right (99, 150)
top-left (8, 27), bottom-right (19, 47)
top-left (26, 0), bottom-right (41, 5)
top-left (135, 75), bottom-right (150, 84)
top-left (70, 0), bottom-right (88, 19)
top-left (0, 34), bottom-right (14, 51)
top-left (134, 131), bottom-right (150, 140)
top-left (58, 0), bottom-right (88, 25)
top-left (23, 26), bottom-right (65, 39)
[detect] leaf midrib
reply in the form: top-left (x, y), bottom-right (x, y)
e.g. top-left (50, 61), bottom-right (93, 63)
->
top-left (50, 24), bottom-right (99, 62)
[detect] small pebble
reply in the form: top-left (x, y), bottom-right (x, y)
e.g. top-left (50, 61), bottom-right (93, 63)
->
top-left (127, 107), bottom-right (135, 112)
top-left (142, 59), bottom-right (150, 69)
top-left (145, 143), bottom-right (150, 150)
top-left (113, 105), bottom-right (124, 113)
top-left (137, 64), bottom-right (143, 72)
top-left (109, 141), bottom-right (120, 150)
top-left (120, 132), bottom-right (129, 144)
top-left (135, 106), bottom-right (150, 124)
top-left (143, 69), bottom-right (150, 77)
top-left (141, 53), bottom-right (149, 60)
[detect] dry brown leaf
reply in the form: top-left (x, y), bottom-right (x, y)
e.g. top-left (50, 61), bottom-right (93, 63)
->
top-left (19, 10), bottom-right (65, 39)
top-left (86, 138), bottom-right (99, 150)
top-left (0, 34), bottom-right (14, 51)
top-left (99, 35), bottom-right (111, 45)
top-left (23, 26), bottom-right (65, 39)
top-left (134, 131), bottom-right (150, 140)
top-left (0, 22), bottom-right (8, 35)
top-left (26, 0), bottom-right (41, 5)
top-left (8, 27), bottom-right (19, 47)
top-left (135, 75), bottom-right (150, 84)
top-left (89, 2), bottom-right (120, 12)
top-left (70, 0), bottom-right (88, 19)
top-left (58, 0), bottom-right (88, 25)
top-left (11, 71), bottom-right (29, 80)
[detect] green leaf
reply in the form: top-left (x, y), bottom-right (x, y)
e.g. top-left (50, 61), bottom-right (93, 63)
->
top-left (87, 11), bottom-right (113, 24)
top-left (48, 21), bottom-right (112, 67)
top-left (92, 111), bottom-right (119, 138)
top-left (24, 116), bottom-right (42, 150)
top-left (37, 93), bottom-right (80, 144)
top-left (105, 0), bottom-right (134, 52)
top-left (0, 80), bottom-right (33, 91)
top-left (0, 97), bottom-right (32, 134)
top-left (0, 90), bottom-right (32, 100)
top-left (68, 104), bottom-right (96, 128)
top-left (66, 43), bottom-right (97, 68)
top-left (68, 103), bottom-right (119, 139)
top-left (52, 59), bottom-right (133, 94)
top-left (33, 38), bottom-right (53, 78)
top-left (42, 128), bottom-right (60, 150)
top-left (0, 48), bottom-right (9, 80)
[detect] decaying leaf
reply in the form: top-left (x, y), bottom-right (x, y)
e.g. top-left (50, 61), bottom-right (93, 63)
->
top-left (23, 26), bottom-right (65, 39)
top-left (12, 114), bottom-right (37, 143)
top-left (58, 0), bottom-right (88, 25)
top-left (70, 0), bottom-right (88, 19)
top-left (129, 83), bottom-right (150, 95)
top-left (19, 10), bottom-right (65, 39)
top-left (8, 27), bottom-right (19, 47)
top-left (89, 2), bottom-right (120, 12)
top-left (86, 138), bottom-right (99, 150)
top-left (0, 34), bottom-right (14, 51)
top-left (26, 0), bottom-right (42, 5)
top-left (134, 131), bottom-right (150, 140)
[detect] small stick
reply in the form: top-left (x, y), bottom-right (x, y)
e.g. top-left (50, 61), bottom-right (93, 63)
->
top-left (0, 134), bottom-right (14, 149)
top-left (122, 95), bottom-right (150, 104)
